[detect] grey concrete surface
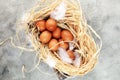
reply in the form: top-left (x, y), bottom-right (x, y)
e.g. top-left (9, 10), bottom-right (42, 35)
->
top-left (0, 0), bottom-right (120, 80)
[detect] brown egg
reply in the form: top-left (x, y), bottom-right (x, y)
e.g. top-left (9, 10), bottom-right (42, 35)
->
top-left (40, 31), bottom-right (52, 43)
top-left (61, 30), bottom-right (74, 41)
top-left (59, 39), bottom-right (69, 50)
top-left (48, 39), bottom-right (59, 51)
top-left (53, 27), bottom-right (61, 39)
top-left (36, 20), bottom-right (46, 31)
top-left (46, 18), bottom-right (57, 31)
top-left (67, 50), bottom-right (75, 60)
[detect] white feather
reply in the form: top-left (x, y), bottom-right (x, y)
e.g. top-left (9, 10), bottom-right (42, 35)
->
top-left (46, 56), bottom-right (56, 68)
top-left (50, 2), bottom-right (66, 20)
top-left (73, 52), bottom-right (81, 67)
top-left (21, 13), bottom-right (29, 22)
top-left (69, 39), bottom-right (76, 50)
top-left (58, 48), bottom-right (72, 64)
top-left (21, 12), bottom-right (33, 23)
top-left (69, 42), bottom-right (74, 50)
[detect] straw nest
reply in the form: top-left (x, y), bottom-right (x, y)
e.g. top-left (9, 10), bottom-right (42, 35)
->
top-left (22, 0), bottom-right (102, 77)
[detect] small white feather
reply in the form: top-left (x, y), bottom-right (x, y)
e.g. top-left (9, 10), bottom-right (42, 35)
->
top-left (58, 48), bottom-right (72, 64)
top-left (69, 43), bottom-right (74, 50)
top-left (21, 13), bottom-right (29, 22)
top-left (73, 52), bottom-right (81, 67)
top-left (46, 56), bottom-right (56, 68)
top-left (21, 12), bottom-right (33, 23)
top-left (50, 2), bottom-right (66, 20)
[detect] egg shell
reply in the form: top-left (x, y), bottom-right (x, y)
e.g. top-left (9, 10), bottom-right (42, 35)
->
top-left (46, 18), bottom-right (57, 31)
top-left (53, 27), bottom-right (61, 39)
top-left (36, 20), bottom-right (46, 31)
top-left (48, 39), bottom-right (59, 51)
top-left (59, 39), bottom-right (69, 50)
top-left (61, 30), bottom-right (74, 41)
top-left (40, 31), bottom-right (52, 43)
top-left (67, 50), bottom-right (75, 60)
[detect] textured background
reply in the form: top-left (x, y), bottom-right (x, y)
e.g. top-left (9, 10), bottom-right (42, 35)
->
top-left (0, 0), bottom-right (120, 80)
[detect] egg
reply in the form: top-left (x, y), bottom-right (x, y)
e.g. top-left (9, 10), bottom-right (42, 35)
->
top-left (59, 39), bottom-right (69, 50)
top-left (61, 30), bottom-right (74, 41)
top-left (46, 18), bottom-right (57, 31)
top-left (40, 31), bottom-right (52, 43)
top-left (67, 50), bottom-right (75, 60)
top-left (53, 27), bottom-right (61, 39)
top-left (36, 20), bottom-right (46, 31)
top-left (48, 39), bottom-right (59, 51)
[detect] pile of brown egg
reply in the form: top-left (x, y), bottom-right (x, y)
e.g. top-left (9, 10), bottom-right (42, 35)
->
top-left (36, 18), bottom-right (75, 60)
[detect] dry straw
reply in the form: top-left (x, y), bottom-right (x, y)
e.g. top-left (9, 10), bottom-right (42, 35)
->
top-left (19, 0), bottom-right (102, 77)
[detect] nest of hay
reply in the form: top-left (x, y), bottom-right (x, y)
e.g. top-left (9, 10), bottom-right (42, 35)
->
top-left (22, 0), bottom-right (102, 77)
